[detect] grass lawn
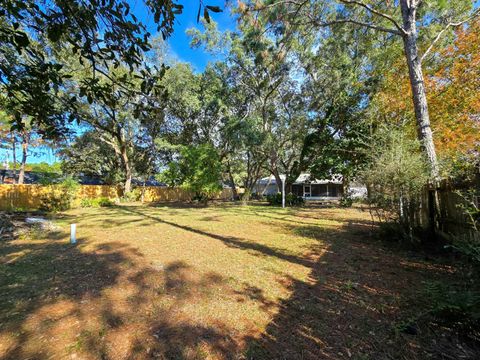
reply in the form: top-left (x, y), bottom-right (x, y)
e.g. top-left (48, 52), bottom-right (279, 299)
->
top-left (0, 203), bottom-right (471, 359)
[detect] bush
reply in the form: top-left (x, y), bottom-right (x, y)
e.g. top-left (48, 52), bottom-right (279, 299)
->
top-left (192, 192), bottom-right (209, 203)
top-left (39, 177), bottom-right (79, 212)
top-left (266, 193), bottom-right (304, 207)
top-left (266, 193), bottom-right (282, 205)
top-left (423, 281), bottom-right (480, 341)
top-left (340, 194), bottom-right (354, 207)
top-left (96, 197), bottom-right (114, 207)
top-left (80, 197), bottom-right (114, 208)
top-left (359, 127), bottom-right (430, 240)
top-left (286, 193), bottom-right (304, 206)
top-left (120, 188), bottom-right (141, 202)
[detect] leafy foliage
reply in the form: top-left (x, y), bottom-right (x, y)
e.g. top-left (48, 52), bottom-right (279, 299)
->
top-left (266, 193), bottom-right (304, 207)
top-left (59, 131), bottom-right (124, 185)
top-left (120, 188), bottom-right (142, 203)
top-left (80, 197), bottom-right (114, 208)
top-left (371, 19), bottom-right (480, 180)
top-left (423, 281), bottom-right (480, 342)
top-left (359, 127), bottom-right (430, 238)
top-left (39, 176), bottom-right (79, 212)
top-left (158, 144), bottom-right (222, 200)
top-left (0, 0), bottom-right (185, 137)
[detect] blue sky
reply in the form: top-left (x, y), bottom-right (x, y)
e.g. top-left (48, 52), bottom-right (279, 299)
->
top-left (0, 1), bottom-right (237, 166)
top-left (132, 0), bottom-right (236, 71)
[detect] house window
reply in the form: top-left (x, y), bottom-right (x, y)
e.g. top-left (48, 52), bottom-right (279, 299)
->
top-left (292, 184), bottom-right (303, 196)
top-left (328, 184), bottom-right (343, 197)
top-left (312, 184), bottom-right (327, 197)
top-left (303, 185), bottom-right (311, 197)
top-left (329, 184), bottom-right (338, 197)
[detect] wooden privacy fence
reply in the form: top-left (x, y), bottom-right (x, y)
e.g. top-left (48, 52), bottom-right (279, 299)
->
top-left (435, 183), bottom-right (479, 242)
top-left (419, 180), bottom-right (479, 242)
top-left (0, 184), bottom-right (235, 211)
top-left (140, 187), bottom-right (235, 203)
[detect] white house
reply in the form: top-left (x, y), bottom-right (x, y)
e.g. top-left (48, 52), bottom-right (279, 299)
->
top-left (253, 173), bottom-right (367, 201)
top-left (253, 173), bottom-right (341, 200)
top-left (291, 173), bottom-right (344, 200)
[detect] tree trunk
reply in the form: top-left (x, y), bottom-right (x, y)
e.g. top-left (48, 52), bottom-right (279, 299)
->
top-left (272, 170), bottom-right (283, 195)
top-left (400, 0), bottom-right (440, 180)
top-left (286, 181), bottom-right (293, 194)
top-left (11, 133), bottom-right (17, 184)
top-left (120, 145), bottom-right (132, 194)
top-left (18, 132), bottom-right (29, 185)
top-left (227, 164), bottom-right (239, 200)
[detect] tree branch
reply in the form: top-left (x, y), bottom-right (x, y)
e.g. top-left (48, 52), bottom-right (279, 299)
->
top-left (420, 9), bottom-right (480, 63)
top-left (306, 15), bottom-right (402, 35)
top-left (339, 0), bottom-right (406, 35)
top-left (245, 0), bottom-right (403, 37)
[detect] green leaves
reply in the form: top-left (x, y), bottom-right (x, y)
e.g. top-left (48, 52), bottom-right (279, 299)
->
top-left (158, 144), bottom-right (222, 199)
top-left (13, 31), bottom-right (29, 49)
top-left (0, 0), bottom-right (184, 137)
top-left (206, 6), bottom-right (222, 13)
top-left (196, 3), bottom-right (223, 24)
top-left (46, 23), bottom-right (64, 43)
top-left (204, 8), bottom-right (211, 24)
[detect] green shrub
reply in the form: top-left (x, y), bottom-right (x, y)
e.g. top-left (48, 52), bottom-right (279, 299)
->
top-left (267, 193), bottom-right (304, 206)
top-left (39, 177), bottom-right (79, 212)
top-left (81, 197), bottom-right (114, 208)
top-left (120, 188), bottom-right (141, 202)
top-left (266, 193), bottom-right (282, 205)
top-left (359, 127), bottom-right (430, 240)
top-left (423, 281), bottom-right (480, 341)
top-left (80, 198), bottom-right (94, 208)
top-left (157, 144), bottom-right (222, 201)
top-left (286, 193), bottom-right (304, 206)
top-left (340, 194), bottom-right (354, 207)
top-left (96, 197), bottom-right (114, 207)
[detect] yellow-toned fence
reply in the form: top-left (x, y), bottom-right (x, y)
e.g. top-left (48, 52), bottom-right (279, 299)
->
top-left (140, 187), bottom-right (235, 203)
top-left (0, 185), bottom-right (234, 211)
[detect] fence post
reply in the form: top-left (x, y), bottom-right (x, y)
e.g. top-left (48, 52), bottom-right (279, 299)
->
top-left (428, 188), bottom-right (436, 237)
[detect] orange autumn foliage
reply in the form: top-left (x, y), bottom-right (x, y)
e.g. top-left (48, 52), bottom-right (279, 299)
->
top-left (373, 20), bottom-right (480, 161)
top-left (429, 20), bottom-right (480, 158)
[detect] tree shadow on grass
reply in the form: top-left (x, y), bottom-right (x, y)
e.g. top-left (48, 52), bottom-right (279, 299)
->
top-left (3, 205), bottom-right (472, 359)
top-left (116, 206), bottom-right (317, 268)
top-left (0, 227), bottom-right (240, 359)
top-left (244, 221), bottom-right (475, 360)
top-left (106, 206), bottom-right (472, 358)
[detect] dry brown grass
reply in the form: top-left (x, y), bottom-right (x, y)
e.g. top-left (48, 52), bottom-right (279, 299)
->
top-left (0, 203), bottom-right (474, 359)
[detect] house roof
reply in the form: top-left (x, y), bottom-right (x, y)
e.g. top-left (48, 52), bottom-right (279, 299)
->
top-left (256, 173), bottom-right (343, 185)
top-left (293, 173), bottom-right (343, 185)
top-left (256, 175), bottom-right (278, 185)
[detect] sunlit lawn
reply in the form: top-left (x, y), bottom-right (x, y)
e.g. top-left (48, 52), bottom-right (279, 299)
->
top-left (0, 203), bottom-right (465, 359)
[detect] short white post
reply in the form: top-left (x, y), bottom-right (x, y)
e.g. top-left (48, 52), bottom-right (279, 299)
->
top-left (70, 224), bottom-right (77, 244)
top-left (281, 175), bottom-right (286, 208)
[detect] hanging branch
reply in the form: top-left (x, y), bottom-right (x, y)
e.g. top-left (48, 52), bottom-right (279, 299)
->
top-left (420, 8), bottom-right (480, 63)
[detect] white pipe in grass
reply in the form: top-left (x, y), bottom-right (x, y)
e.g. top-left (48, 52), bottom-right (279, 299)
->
top-left (280, 174), bottom-right (286, 209)
top-left (70, 224), bottom-right (77, 244)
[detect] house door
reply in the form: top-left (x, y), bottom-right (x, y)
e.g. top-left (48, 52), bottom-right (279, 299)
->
top-left (303, 185), bottom-right (311, 197)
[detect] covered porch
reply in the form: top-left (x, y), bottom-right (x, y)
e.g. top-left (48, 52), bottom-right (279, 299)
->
top-left (291, 182), bottom-right (343, 200)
